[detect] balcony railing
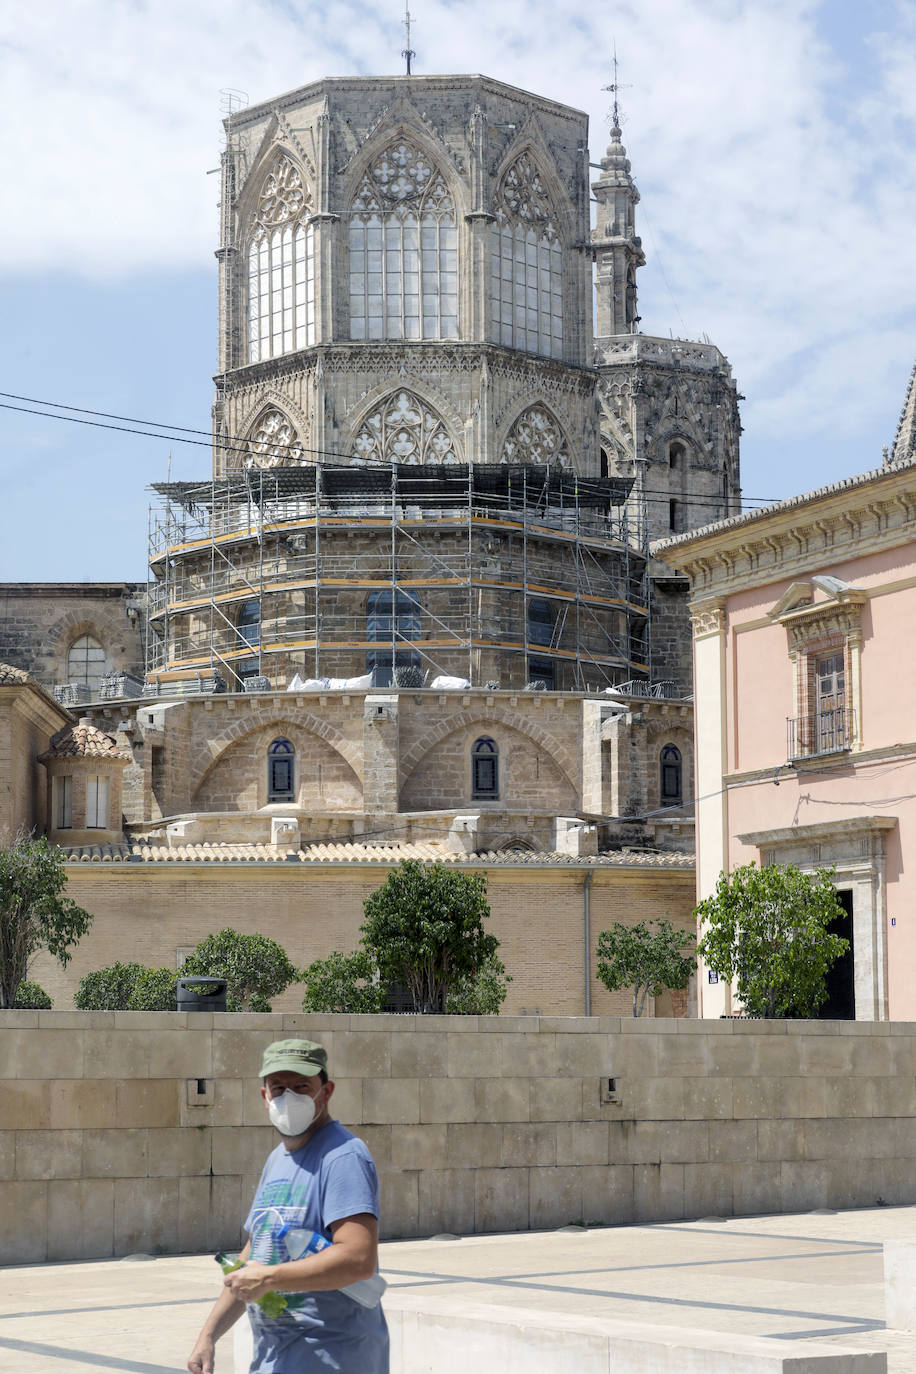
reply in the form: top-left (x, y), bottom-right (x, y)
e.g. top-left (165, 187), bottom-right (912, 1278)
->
top-left (787, 707), bottom-right (855, 760)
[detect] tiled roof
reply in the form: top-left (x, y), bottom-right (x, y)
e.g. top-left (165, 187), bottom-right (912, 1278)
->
top-left (0, 662), bottom-right (33, 685)
top-left (0, 661), bottom-right (72, 715)
top-left (59, 839), bottom-right (693, 869)
top-left (39, 723), bottom-right (131, 762)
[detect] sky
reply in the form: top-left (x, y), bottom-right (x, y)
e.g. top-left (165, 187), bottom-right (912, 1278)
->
top-left (1, 0), bottom-right (914, 580)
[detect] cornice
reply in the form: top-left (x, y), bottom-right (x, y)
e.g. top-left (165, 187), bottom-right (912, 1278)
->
top-left (737, 815), bottom-right (897, 847)
top-left (657, 457), bottom-right (916, 599)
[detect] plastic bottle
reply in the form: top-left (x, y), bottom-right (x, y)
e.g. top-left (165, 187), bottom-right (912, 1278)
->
top-left (215, 1252), bottom-right (289, 1318)
top-left (279, 1226), bottom-right (387, 1307)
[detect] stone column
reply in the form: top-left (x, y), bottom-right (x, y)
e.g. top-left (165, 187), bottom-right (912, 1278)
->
top-left (690, 596), bottom-right (729, 1017)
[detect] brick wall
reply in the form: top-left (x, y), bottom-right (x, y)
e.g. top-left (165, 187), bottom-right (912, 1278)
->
top-left (2, 1012), bottom-right (913, 1265)
top-left (29, 862), bottom-right (697, 1019)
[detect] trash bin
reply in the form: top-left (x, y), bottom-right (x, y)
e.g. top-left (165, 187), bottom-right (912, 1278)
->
top-left (177, 976), bottom-right (228, 1012)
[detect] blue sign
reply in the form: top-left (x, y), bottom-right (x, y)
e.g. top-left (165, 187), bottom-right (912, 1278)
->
top-left (707, 971), bottom-right (719, 985)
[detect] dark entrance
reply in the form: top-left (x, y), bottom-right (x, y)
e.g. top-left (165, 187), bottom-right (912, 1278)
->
top-left (819, 888), bottom-right (855, 1020)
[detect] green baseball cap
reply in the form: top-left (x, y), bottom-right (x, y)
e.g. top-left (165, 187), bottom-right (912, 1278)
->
top-left (259, 1038), bottom-right (329, 1079)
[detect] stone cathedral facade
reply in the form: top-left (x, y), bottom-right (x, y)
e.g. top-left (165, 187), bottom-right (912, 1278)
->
top-left (136, 73), bottom-right (741, 700)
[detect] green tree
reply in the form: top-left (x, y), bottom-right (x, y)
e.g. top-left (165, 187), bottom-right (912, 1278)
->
top-left (695, 862), bottom-right (848, 1018)
top-left (299, 950), bottom-right (385, 1014)
top-left (444, 954), bottom-right (512, 1015)
top-left (0, 835), bottom-right (93, 1008)
top-left (75, 961), bottom-right (146, 1011)
top-left (181, 928), bottom-right (300, 1011)
top-left (14, 979), bottom-right (52, 1009)
top-left (595, 919), bottom-right (696, 1017)
top-left (360, 862), bottom-right (500, 1014)
top-left (300, 862), bottom-right (509, 1015)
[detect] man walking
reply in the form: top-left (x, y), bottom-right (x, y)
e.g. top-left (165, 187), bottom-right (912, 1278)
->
top-left (187, 1038), bottom-right (389, 1373)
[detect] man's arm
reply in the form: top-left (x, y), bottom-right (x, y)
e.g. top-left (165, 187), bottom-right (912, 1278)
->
top-left (222, 1215), bottom-right (378, 1301)
top-left (187, 1240), bottom-right (251, 1374)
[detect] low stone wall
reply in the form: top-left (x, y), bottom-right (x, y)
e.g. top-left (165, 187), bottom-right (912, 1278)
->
top-left (2, 1011), bottom-right (914, 1265)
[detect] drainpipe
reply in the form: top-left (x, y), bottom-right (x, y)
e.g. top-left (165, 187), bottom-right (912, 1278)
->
top-left (583, 867), bottom-right (595, 1017)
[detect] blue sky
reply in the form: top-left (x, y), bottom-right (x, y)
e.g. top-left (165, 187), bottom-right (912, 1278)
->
top-left (1, 0), bottom-right (914, 580)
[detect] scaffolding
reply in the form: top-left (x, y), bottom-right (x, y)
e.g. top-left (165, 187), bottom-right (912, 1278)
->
top-left (146, 464), bottom-right (649, 692)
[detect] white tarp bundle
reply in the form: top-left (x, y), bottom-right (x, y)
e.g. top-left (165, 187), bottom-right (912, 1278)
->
top-left (429, 675), bottom-right (471, 690)
top-left (287, 673), bottom-right (373, 691)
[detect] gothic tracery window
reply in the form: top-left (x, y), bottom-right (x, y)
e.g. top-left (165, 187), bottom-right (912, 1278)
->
top-left (349, 140), bottom-right (458, 341)
top-left (352, 391), bottom-right (458, 465)
top-left (490, 151), bottom-right (563, 359)
top-left (246, 409), bottom-right (304, 468)
top-left (248, 154), bottom-right (315, 363)
top-left (500, 405), bottom-right (568, 466)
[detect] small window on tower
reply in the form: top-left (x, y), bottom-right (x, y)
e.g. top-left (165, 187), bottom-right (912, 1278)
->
top-left (471, 737), bottom-right (499, 800)
top-left (660, 744), bottom-right (683, 807)
top-left (668, 440), bottom-right (686, 470)
top-left (268, 738), bottom-right (295, 802)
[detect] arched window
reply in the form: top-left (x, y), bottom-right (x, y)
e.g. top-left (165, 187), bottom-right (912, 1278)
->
top-left (237, 600), bottom-right (261, 647)
top-left (472, 737), bottom-right (499, 799)
top-left (67, 635), bottom-right (107, 693)
top-left (246, 409), bottom-right (304, 469)
top-left (353, 390), bottom-right (457, 465)
top-left (248, 154), bottom-right (315, 363)
top-left (490, 152), bottom-right (563, 359)
top-left (501, 405), bottom-right (568, 466)
top-left (367, 589), bottom-right (421, 685)
top-left (268, 738), bottom-right (295, 802)
top-left (669, 440), bottom-right (687, 469)
top-left (600, 448), bottom-right (610, 479)
top-left (528, 597), bottom-right (554, 647)
top-left (660, 744), bottom-right (683, 806)
top-left (349, 140), bottom-right (457, 341)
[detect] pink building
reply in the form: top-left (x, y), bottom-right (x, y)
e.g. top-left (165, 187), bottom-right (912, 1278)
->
top-left (658, 379), bottom-right (916, 1020)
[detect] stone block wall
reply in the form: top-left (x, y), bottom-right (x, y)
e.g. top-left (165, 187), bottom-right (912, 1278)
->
top-left (2, 1013), bottom-right (914, 1266)
top-left (0, 584), bottom-right (146, 690)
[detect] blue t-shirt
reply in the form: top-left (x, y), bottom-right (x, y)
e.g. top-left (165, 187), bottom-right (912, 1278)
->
top-left (243, 1121), bottom-right (389, 1373)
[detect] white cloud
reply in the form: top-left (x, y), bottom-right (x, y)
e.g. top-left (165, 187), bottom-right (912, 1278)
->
top-left (2, 0), bottom-right (915, 493)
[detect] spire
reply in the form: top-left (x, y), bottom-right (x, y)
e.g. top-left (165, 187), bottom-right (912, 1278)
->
top-left (591, 54), bottom-right (644, 338)
top-left (889, 360), bottom-right (916, 466)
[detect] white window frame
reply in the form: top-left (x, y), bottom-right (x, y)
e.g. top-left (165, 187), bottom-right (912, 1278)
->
top-left (54, 775), bottom-right (73, 830)
top-left (86, 775), bottom-right (110, 829)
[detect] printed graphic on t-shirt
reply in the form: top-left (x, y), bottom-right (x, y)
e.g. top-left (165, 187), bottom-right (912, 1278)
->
top-left (248, 1190), bottom-right (328, 1310)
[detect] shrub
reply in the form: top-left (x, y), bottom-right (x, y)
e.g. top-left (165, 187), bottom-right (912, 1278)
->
top-left (14, 979), bottom-right (52, 1009)
top-left (75, 962), bottom-right (146, 1011)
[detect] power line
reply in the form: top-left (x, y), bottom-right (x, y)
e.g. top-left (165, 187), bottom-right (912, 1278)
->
top-left (0, 390), bottom-right (785, 508)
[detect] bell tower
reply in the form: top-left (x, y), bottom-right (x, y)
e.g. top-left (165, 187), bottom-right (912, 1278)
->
top-left (591, 97), bottom-right (644, 338)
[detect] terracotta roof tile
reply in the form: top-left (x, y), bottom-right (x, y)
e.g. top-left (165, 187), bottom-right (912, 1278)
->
top-left (0, 662), bottom-right (34, 685)
top-left (39, 723), bottom-right (131, 762)
top-left (61, 839), bottom-right (693, 869)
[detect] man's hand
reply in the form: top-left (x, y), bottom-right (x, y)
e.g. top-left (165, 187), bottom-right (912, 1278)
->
top-left (187, 1333), bottom-right (215, 1373)
top-left (223, 1260), bottom-right (276, 1303)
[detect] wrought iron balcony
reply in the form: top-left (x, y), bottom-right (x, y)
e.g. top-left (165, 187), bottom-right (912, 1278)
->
top-left (787, 707), bottom-right (855, 761)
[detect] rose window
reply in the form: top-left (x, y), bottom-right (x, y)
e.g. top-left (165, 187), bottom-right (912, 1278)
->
top-left (246, 409), bottom-right (304, 468)
top-left (352, 391), bottom-right (457, 465)
top-left (501, 406), bottom-right (568, 466)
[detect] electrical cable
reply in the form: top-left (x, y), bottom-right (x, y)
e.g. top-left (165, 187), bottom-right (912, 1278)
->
top-left (0, 391), bottom-right (784, 509)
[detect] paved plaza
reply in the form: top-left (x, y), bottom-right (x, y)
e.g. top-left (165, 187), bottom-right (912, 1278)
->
top-left (2, 1205), bottom-right (915, 1372)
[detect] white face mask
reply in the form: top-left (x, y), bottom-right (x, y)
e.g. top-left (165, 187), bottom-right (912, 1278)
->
top-left (267, 1089), bottom-right (319, 1137)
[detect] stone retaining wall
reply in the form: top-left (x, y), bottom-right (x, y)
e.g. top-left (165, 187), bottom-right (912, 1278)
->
top-left (2, 1011), bottom-right (914, 1265)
